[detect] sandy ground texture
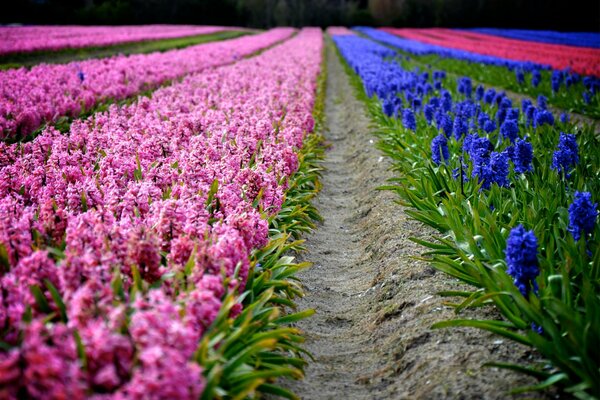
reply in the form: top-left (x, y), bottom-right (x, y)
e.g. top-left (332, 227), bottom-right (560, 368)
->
top-left (283, 41), bottom-right (558, 400)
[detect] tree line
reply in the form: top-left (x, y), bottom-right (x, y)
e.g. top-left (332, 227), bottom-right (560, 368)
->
top-left (4, 0), bottom-right (600, 31)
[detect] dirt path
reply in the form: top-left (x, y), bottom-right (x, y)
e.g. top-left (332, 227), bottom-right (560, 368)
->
top-left (286, 41), bottom-right (553, 399)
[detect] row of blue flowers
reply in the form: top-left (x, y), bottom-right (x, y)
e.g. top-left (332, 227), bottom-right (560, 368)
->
top-left (352, 27), bottom-right (600, 116)
top-left (463, 28), bottom-right (600, 49)
top-left (332, 33), bottom-right (600, 397)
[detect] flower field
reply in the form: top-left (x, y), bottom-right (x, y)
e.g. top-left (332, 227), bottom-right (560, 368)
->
top-left (332, 29), bottom-right (599, 398)
top-left (0, 27), bottom-right (325, 399)
top-left (0, 25), bottom-right (235, 56)
top-left (0, 29), bottom-right (293, 141)
top-left (0, 22), bottom-right (598, 399)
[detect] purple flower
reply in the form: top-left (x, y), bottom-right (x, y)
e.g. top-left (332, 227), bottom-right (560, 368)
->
top-left (511, 139), bottom-right (534, 174)
top-left (475, 84), bottom-right (484, 101)
top-left (531, 70), bottom-right (542, 87)
top-left (402, 108), bottom-right (417, 131)
top-left (500, 119), bottom-right (519, 142)
top-left (452, 114), bottom-right (468, 140)
top-left (534, 109), bottom-right (554, 128)
top-left (551, 133), bottom-right (579, 177)
top-left (483, 119), bottom-right (496, 133)
top-left (537, 95), bottom-right (548, 110)
top-left (568, 191), bottom-right (598, 241)
top-left (424, 104), bottom-right (435, 125)
top-left (483, 88), bottom-right (496, 104)
top-left (431, 134), bottom-right (449, 165)
top-left (505, 225), bottom-right (539, 297)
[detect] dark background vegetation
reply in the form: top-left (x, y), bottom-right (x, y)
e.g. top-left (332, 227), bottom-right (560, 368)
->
top-left (4, 0), bottom-right (600, 31)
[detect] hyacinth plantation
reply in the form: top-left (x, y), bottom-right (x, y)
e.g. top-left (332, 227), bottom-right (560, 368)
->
top-left (0, 21), bottom-right (599, 400)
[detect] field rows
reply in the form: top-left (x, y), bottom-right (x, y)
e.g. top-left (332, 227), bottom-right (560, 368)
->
top-left (0, 24), bottom-right (598, 399)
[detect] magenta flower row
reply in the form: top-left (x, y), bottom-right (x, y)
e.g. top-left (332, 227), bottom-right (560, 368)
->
top-left (0, 27), bottom-right (323, 398)
top-left (0, 25), bottom-right (236, 55)
top-left (0, 28), bottom-right (294, 140)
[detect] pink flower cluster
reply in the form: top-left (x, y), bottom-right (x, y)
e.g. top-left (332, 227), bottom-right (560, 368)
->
top-left (0, 28), bottom-right (294, 140)
top-left (0, 25), bottom-right (236, 55)
top-left (385, 28), bottom-right (600, 76)
top-left (0, 27), bottom-right (323, 398)
top-left (326, 27), bottom-right (355, 36)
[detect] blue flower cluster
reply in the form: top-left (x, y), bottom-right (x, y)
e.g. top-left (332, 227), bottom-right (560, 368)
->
top-left (354, 27), bottom-right (545, 73)
top-left (463, 28), bottom-right (600, 49)
top-left (568, 191), bottom-right (598, 242)
top-left (551, 133), bottom-right (579, 177)
top-left (505, 225), bottom-right (540, 297)
top-left (354, 27), bottom-right (599, 105)
top-left (332, 34), bottom-right (538, 190)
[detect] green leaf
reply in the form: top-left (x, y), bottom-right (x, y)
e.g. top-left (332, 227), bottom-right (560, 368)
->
top-left (44, 279), bottom-right (68, 322)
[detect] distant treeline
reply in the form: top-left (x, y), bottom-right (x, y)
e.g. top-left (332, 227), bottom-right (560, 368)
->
top-left (4, 0), bottom-right (600, 31)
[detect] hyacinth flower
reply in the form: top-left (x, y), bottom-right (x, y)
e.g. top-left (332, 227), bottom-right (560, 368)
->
top-left (521, 98), bottom-right (532, 113)
top-left (510, 139), bottom-right (534, 174)
top-left (500, 119), bottom-right (519, 143)
top-left (505, 224), bottom-right (540, 298)
top-left (551, 70), bottom-right (563, 93)
top-left (483, 119), bottom-right (497, 133)
top-left (424, 104), bottom-right (435, 125)
top-left (484, 151), bottom-right (510, 189)
top-left (431, 134), bottom-right (449, 165)
top-left (551, 133), bottom-right (579, 178)
top-left (531, 69), bottom-right (542, 87)
top-left (534, 109), bottom-right (555, 128)
top-left (457, 77), bottom-right (472, 98)
top-left (568, 191), bottom-right (598, 242)
top-left (402, 108), bottom-right (417, 131)
top-left (537, 95), bottom-right (548, 110)
top-left (560, 113), bottom-right (570, 123)
top-left (483, 88), bottom-right (496, 104)
top-left (475, 84), bottom-right (484, 101)
top-left (515, 69), bottom-right (525, 85)
top-left (452, 114), bottom-right (468, 140)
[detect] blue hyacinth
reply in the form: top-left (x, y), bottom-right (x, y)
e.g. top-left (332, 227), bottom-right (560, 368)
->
top-left (439, 113), bottom-right (453, 137)
top-left (453, 114), bottom-right (468, 140)
top-left (568, 191), bottom-right (598, 242)
top-left (505, 225), bottom-right (540, 297)
top-left (500, 119), bottom-right (519, 142)
top-left (402, 108), bottom-right (417, 131)
top-left (483, 88), bottom-right (495, 104)
top-left (515, 69), bottom-right (525, 85)
top-left (551, 70), bottom-right (564, 93)
top-left (511, 139), bottom-right (534, 174)
top-left (531, 70), bottom-right (542, 87)
top-left (475, 84), bottom-right (484, 101)
top-left (483, 119), bottom-right (497, 133)
top-left (560, 113), bottom-right (570, 123)
top-left (431, 134), bottom-right (450, 165)
top-left (537, 95), bottom-right (548, 110)
top-left (521, 99), bottom-right (532, 113)
top-left (551, 133), bottom-right (579, 177)
top-left (424, 104), bottom-right (435, 125)
top-left (534, 109), bottom-right (554, 128)
top-left (458, 77), bottom-right (472, 98)
top-left (382, 97), bottom-right (395, 117)
top-left (485, 151), bottom-right (510, 188)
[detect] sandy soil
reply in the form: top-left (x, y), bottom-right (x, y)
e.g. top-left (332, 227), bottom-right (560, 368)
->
top-left (283, 41), bottom-right (557, 400)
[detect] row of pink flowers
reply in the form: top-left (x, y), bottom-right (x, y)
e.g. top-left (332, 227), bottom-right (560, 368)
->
top-left (385, 28), bottom-right (600, 76)
top-left (0, 25), bottom-right (236, 55)
top-left (0, 28), bottom-right (294, 140)
top-left (326, 26), bottom-right (355, 36)
top-left (0, 27), bottom-right (323, 399)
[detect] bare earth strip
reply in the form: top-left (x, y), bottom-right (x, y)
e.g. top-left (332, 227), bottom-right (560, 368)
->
top-left (286, 40), bottom-right (556, 399)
